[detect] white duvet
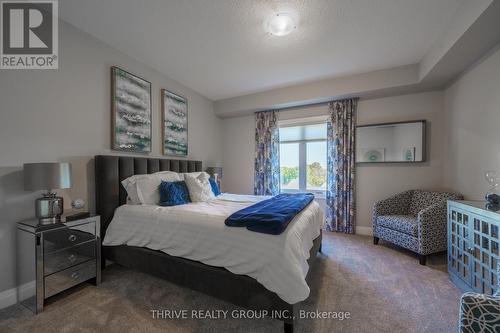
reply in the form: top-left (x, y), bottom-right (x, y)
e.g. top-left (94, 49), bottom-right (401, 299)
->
top-left (102, 193), bottom-right (323, 304)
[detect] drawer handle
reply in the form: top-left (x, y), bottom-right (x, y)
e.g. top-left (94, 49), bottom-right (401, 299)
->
top-left (70, 272), bottom-right (80, 279)
top-left (68, 234), bottom-right (77, 242)
top-left (68, 254), bottom-right (76, 262)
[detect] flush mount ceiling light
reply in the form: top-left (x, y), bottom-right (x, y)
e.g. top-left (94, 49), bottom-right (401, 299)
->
top-left (267, 13), bottom-right (297, 36)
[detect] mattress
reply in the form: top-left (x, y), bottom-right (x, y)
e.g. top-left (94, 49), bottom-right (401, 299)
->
top-left (102, 193), bottom-right (323, 304)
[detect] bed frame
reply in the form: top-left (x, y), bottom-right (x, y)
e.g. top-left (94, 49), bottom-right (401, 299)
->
top-left (95, 155), bottom-right (322, 333)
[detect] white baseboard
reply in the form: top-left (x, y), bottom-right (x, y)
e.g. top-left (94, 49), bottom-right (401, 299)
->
top-left (356, 226), bottom-right (373, 236)
top-left (0, 281), bottom-right (35, 310)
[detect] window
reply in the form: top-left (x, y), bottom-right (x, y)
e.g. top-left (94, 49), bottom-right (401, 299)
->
top-left (279, 122), bottom-right (327, 196)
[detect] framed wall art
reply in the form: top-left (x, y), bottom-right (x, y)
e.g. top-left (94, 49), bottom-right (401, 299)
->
top-left (161, 89), bottom-right (188, 156)
top-left (111, 66), bottom-right (152, 153)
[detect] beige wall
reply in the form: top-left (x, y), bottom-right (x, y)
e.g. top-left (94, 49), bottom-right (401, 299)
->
top-left (221, 91), bottom-right (445, 234)
top-left (0, 21), bottom-right (222, 294)
top-left (443, 45), bottom-right (500, 199)
top-left (220, 115), bottom-right (255, 194)
top-left (356, 92), bottom-right (445, 233)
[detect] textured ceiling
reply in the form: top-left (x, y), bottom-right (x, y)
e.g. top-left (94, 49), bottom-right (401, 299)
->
top-left (60, 0), bottom-right (464, 100)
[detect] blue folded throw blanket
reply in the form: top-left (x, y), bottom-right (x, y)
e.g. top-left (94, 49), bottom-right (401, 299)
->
top-left (225, 193), bottom-right (315, 235)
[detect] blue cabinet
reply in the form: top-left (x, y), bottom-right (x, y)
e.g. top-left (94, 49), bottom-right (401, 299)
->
top-left (448, 200), bottom-right (499, 294)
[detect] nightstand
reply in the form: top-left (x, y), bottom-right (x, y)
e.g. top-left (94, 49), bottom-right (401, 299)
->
top-left (17, 215), bottom-right (101, 314)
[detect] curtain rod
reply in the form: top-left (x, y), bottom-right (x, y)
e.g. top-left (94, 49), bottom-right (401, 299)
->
top-left (256, 97), bottom-right (359, 113)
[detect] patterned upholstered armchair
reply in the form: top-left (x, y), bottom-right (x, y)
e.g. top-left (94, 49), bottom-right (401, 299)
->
top-left (459, 263), bottom-right (500, 332)
top-left (372, 190), bottom-right (463, 265)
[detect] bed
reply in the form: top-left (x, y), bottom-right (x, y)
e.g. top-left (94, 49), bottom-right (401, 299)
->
top-left (95, 155), bottom-right (322, 333)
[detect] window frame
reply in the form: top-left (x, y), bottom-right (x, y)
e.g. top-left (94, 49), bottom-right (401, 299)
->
top-left (278, 118), bottom-right (328, 199)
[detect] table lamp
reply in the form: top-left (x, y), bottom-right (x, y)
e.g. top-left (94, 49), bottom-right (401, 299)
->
top-left (24, 162), bottom-right (72, 224)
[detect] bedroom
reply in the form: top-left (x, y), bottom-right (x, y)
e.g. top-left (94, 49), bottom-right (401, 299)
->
top-left (0, 0), bottom-right (500, 332)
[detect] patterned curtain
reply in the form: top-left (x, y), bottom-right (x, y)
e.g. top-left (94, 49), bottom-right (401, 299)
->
top-left (254, 110), bottom-right (280, 196)
top-left (326, 99), bottom-right (357, 233)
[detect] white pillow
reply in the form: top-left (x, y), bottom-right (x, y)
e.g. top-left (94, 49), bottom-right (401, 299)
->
top-left (156, 170), bottom-right (182, 181)
top-left (184, 172), bottom-right (215, 202)
top-left (121, 172), bottom-right (181, 205)
top-left (182, 171), bottom-right (210, 181)
top-left (121, 175), bottom-right (146, 205)
top-left (126, 196), bottom-right (137, 205)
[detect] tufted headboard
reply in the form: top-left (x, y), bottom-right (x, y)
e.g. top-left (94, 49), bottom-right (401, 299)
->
top-left (95, 155), bottom-right (202, 240)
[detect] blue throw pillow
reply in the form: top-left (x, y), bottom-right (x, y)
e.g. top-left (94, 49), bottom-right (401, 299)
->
top-left (209, 178), bottom-right (221, 196)
top-left (159, 181), bottom-right (191, 206)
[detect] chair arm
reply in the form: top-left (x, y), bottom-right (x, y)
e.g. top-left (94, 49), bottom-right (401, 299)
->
top-left (417, 201), bottom-right (448, 254)
top-left (459, 292), bottom-right (500, 332)
top-left (418, 201), bottom-right (448, 226)
top-left (373, 190), bottom-right (413, 217)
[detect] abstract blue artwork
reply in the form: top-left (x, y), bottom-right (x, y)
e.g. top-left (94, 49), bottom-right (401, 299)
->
top-left (111, 67), bottom-right (152, 153)
top-left (162, 89), bottom-right (188, 156)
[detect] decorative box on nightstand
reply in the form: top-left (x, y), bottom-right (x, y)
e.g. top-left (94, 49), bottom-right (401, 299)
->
top-left (17, 214), bottom-right (101, 314)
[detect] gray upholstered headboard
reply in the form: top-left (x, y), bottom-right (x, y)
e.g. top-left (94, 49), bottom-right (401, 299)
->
top-left (95, 155), bottom-right (202, 239)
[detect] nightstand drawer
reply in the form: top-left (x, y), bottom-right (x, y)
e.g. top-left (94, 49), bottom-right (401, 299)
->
top-left (44, 223), bottom-right (95, 253)
top-left (44, 241), bottom-right (96, 275)
top-left (44, 260), bottom-right (96, 298)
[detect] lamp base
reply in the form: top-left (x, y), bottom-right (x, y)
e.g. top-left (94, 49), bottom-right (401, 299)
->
top-left (38, 216), bottom-right (61, 225)
top-left (35, 192), bottom-right (64, 225)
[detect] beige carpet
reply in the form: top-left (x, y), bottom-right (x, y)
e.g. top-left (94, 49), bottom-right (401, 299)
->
top-left (0, 232), bottom-right (462, 333)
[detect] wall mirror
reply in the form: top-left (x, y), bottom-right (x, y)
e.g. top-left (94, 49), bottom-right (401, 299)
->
top-left (356, 120), bottom-right (426, 163)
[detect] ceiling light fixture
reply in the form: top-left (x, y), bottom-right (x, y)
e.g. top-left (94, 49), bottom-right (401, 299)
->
top-left (267, 13), bottom-right (296, 36)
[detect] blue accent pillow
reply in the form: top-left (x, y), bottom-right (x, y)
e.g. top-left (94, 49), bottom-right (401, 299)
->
top-left (159, 181), bottom-right (191, 206)
top-left (209, 178), bottom-right (221, 196)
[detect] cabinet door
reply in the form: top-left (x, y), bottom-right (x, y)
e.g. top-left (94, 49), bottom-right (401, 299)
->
top-left (448, 207), bottom-right (472, 286)
top-left (470, 215), bottom-right (499, 294)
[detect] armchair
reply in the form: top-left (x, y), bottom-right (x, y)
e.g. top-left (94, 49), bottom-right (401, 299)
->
top-left (459, 263), bottom-right (500, 333)
top-left (372, 190), bottom-right (463, 265)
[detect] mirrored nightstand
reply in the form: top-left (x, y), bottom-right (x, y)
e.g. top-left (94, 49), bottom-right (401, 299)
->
top-left (17, 215), bottom-right (101, 313)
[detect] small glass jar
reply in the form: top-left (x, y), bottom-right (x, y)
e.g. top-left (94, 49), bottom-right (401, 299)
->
top-left (485, 170), bottom-right (500, 204)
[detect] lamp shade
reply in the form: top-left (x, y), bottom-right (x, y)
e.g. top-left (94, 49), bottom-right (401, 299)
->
top-left (24, 163), bottom-right (72, 191)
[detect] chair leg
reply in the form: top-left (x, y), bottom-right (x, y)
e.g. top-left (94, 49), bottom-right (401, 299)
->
top-left (373, 237), bottom-right (379, 245)
top-left (418, 254), bottom-right (427, 265)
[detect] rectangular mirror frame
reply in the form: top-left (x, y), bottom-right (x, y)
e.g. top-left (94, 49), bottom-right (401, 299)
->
top-left (356, 119), bottom-right (426, 164)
